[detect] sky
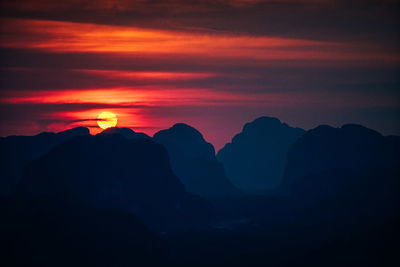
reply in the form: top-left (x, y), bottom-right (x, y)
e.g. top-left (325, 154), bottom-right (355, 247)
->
top-left (0, 0), bottom-right (399, 150)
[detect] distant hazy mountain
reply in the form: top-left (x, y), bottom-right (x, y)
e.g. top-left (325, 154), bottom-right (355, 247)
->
top-left (217, 117), bottom-right (305, 192)
top-left (98, 127), bottom-right (151, 140)
top-left (154, 123), bottom-right (240, 198)
top-left (0, 127), bottom-right (89, 196)
top-left (15, 134), bottom-right (213, 232)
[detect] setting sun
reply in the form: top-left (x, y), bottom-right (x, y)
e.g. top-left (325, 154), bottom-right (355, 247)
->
top-left (97, 111), bottom-right (117, 129)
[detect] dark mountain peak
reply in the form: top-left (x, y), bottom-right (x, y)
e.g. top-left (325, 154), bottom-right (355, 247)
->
top-left (35, 131), bottom-right (56, 138)
top-left (0, 127), bottom-right (90, 196)
top-left (309, 123), bottom-right (381, 136)
top-left (3, 127), bottom-right (90, 140)
top-left (153, 123), bottom-right (239, 197)
top-left (311, 124), bottom-right (334, 132)
top-left (341, 123), bottom-right (382, 138)
top-left (57, 126), bottom-right (90, 137)
top-left (98, 127), bottom-right (151, 140)
top-left (298, 125), bottom-right (336, 142)
top-left (282, 123), bottom-right (400, 189)
top-left (154, 123), bottom-right (215, 160)
top-left (298, 124), bottom-right (384, 147)
top-left (217, 116), bottom-right (305, 192)
top-left (296, 123), bottom-right (387, 150)
top-left (16, 134), bottom-right (212, 231)
top-left (243, 116), bottom-right (282, 131)
top-left (158, 123), bottom-right (207, 143)
top-left (232, 116), bottom-right (304, 145)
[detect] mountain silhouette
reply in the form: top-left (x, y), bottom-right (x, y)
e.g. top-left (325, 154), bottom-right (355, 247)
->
top-left (153, 123), bottom-right (240, 198)
top-left (2, 122), bottom-right (399, 266)
top-left (281, 124), bottom-right (400, 224)
top-left (98, 127), bottom-right (151, 140)
top-left (0, 127), bottom-right (89, 196)
top-left (15, 134), bottom-right (214, 232)
top-left (283, 124), bottom-right (400, 188)
top-left (217, 117), bottom-right (305, 192)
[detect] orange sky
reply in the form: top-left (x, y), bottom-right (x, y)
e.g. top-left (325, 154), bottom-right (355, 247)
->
top-left (0, 1), bottom-right (399, 149)
top-left (2, 18), bottom-right (396, 62)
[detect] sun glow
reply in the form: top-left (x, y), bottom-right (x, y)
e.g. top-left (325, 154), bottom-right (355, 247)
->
top-left (97, 111), bottom-right (118, 129)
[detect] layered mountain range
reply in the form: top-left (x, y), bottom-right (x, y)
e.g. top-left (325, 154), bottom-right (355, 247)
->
top-left (2, 117), bottom-right (399, 266)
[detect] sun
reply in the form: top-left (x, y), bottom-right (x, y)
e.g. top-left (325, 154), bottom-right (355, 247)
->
top-left (97, 111), bottom-right (118, 129)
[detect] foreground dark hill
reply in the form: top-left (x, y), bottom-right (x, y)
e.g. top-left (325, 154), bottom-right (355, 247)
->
top-left (2, 195), bottom-right (167, 267)
top-left (154, 123), bottom-right (240, 198)
top-left (16, 134), bottom-right (213, 232)
top-left (0, 127), bottom-right (89, 196)
top-left (217, 117), bottom-right (305, 192)
top-left (98, 127), bottom-right (151, 140)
